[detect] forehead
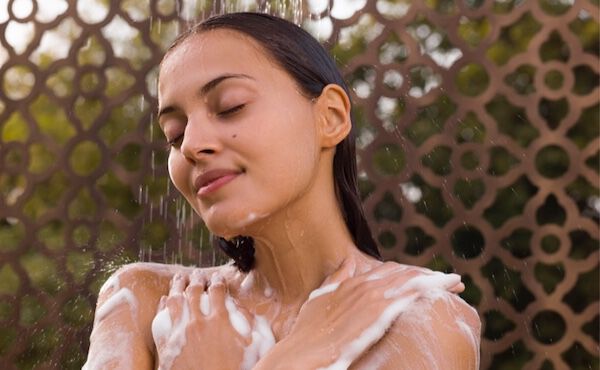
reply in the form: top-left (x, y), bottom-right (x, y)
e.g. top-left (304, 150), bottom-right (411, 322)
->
top-left (159, 29), bottom-right (275, 83)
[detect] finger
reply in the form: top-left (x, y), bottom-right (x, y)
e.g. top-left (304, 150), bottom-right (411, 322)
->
top-left (170, 273), bottom-right (188, 296)
top-left (385, 271), bottom-right (462, 299)
top-left (151, 305), bottom-right (172, 346)
top-left (186, 270), bottom-right (208, 313)
top-left (207, 275), bottom-right (227, 314)
top-left (322, 257), bottom-right (357, 286)
top-left (448, 282), bottom-right (465, 294)
top-left (363, 262), bottom-right (412, 282)
top-left (189, 268), bottom-right (209, 289)
top-left (307, 259), bottom-right (357, 302)
top-left (157, 295), bottom-right (167, 311)
top-left (224, 295), bottom-right (252, 338)
top-left (199, 291), bottom-right (211, 316)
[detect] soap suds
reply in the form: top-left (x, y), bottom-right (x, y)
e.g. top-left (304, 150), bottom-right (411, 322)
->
top-left (95, 288), bottom-right (137, 323)
top-left (99, 275), bottom-right (120, 295)
top-left (307, 282), bottom-right (340, 302)
top-left (152, 302), bottom-right (190, 370)
top-left (264, 286), bottom-right (273, 298)
top-left (240, 272), bottom-right (255, 293)
top-left (319, 295), bottom-right (418, 370)
top-left (200, 292), bottom-right (211, 316)
top-left (151, 307), bottom-right (172, 344)
top-left (225, 295), bottom-right (251, 337)
top-left (384, 272), bottom-right (460, 299)
top-left (241, 315), bottom-right (276, 370)
top-left (319, 271), bottom-right (468, 370)
top-left (366, 265), bottom-right (409, 281)
top-left (82, 331), bottom-right (133, 370)
top-left (456, 318), bottom-right (480, 370)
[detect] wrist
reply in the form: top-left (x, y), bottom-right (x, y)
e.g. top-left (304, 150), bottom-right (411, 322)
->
top-left (254, 335), bottom-right (336, 370)
top-left (253, 337), bottom-right (309, 370)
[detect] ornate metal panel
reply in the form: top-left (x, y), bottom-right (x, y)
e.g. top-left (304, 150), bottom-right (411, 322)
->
top-left (0, 0), bottom-right (597, 369)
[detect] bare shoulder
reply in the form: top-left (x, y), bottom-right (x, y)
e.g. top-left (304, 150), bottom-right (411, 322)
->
top-left (85, 262), bottom-right (232, 369)
top-left (98, 262), bottom-right (200, 299)
top-left (353, 264), bottom-right (481, 370)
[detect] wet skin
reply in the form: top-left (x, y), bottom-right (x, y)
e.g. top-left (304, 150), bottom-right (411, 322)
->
top-left (84, 29), bottom-right (481, 370)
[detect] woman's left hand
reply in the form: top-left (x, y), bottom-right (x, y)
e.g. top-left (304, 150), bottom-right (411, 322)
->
top-left (152, 270), bottom-right (260, 370)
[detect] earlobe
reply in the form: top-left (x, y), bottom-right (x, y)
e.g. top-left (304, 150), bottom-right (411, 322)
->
top-left (316, 84), bottom-right (352, 148)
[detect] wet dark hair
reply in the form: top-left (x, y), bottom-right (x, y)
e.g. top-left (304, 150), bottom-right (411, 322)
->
top-left (165, 12), bottom-right (381, 271)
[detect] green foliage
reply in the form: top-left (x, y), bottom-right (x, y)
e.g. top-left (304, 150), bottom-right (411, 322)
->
top-left (2, 112), bottom-right (29, 142)
top-left (0, 264), bottom-right (20, 295)
top-left (487, 12), bottom-right (541, 65)
top-left (31, 95), bottom-right (75, 144)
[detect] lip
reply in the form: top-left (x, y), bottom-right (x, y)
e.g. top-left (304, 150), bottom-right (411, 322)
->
top-left (194, 169), bottom-right (241, 196)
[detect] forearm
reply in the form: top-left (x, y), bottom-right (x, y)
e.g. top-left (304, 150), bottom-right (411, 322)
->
top-left (85, 319), bottom-right (154, 370)
top-left (252, 336), bottom-right (329, 370)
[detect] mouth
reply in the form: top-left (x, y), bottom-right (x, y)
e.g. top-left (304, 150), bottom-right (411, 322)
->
top-left (194, 169), bottom-right (242, 196)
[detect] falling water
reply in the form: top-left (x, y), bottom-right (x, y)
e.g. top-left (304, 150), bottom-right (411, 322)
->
top-left (135, 0), bottom-right (355, 266)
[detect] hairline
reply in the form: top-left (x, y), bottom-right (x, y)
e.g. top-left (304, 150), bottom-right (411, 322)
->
top-left (160, 27), bottom-right (322, 100)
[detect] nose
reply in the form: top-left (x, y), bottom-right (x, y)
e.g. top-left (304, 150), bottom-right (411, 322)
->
top-left (179, 117), bottom-right (221, 163)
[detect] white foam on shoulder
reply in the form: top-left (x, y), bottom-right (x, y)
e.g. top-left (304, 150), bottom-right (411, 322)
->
top-left (151, 307), bottom-right (172, 344)
top-left (264, 286), bottom-right (273, 298)
top-left (240, 271), bottom-right (255, 293)
top-left (225, 295), bottom-right (251, 337)
top-left (307, 282), bottom-right (340, 302)
top-left (319, 294), bottom-right (417, 370)
top-left (384, 272), bottom-right (461, 299)
top-left (152, 302), bottom-right (190, 370)
top-left (456, 318), bottom-right (480, 369)
top-left (82, 331), bottom-right (133, 370)
top-left (94, 288), bottom-right (137, 323)
top-left (241, 315), bottom-right (276, 370)
top-left (200, 292), bottom-right (211, 316)
top-left (365, 265), bottom-right (409, 281)
top-left (98, 274), bottom-right (120, 295)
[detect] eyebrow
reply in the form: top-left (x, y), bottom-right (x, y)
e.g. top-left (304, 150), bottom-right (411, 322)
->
top-left (158, 73), bottom-right (254, 119)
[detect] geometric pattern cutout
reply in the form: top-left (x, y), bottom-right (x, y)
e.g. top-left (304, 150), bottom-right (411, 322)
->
top-left (0, 1), bottom-right (598, 369)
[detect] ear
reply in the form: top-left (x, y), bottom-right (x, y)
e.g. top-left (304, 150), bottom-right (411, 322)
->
top-left (315, 84), bottom-right (352, 148)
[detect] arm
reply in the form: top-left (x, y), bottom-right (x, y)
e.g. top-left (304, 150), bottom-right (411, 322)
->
top-left (84, 263), bottom-right (172, 370)
top-left (352, 293), bottom-right (481, 370)
top-left (253, 262), bottom-right (471, 370)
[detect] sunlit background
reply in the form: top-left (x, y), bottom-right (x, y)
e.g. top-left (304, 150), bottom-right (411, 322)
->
top-left (0, 0), bottom-right (598, 369)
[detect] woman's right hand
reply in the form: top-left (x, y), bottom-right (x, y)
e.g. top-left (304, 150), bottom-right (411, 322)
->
top-left (153, 270), bottom-right (263, 370)
top-left (256, 259), bottom-right (464, 370)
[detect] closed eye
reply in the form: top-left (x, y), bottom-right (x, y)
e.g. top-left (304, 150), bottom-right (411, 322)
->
top-left (218, 104), bottom-right (245, 117)
top-left (166, 134), bottom-right (184, 150)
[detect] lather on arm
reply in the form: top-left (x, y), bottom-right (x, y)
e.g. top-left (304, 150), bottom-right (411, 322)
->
top-left (84, 264), bottom-right (173, 370)
top-left (253, 261), bottom-right (478, 370)
top-left (352, 292), bottom-right (481, 370)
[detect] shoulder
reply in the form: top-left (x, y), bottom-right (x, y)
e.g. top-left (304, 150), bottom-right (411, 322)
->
top-left (98, 262), bottom-right (188, 300)
top-left (86, 262), bottom-right (186, 369)
top-left (391, 291), bottom-right (481, 369)
top-left (96, 262), bottom-right (237, 309)
top-left (93, 263), bottom-right (194, 339)
top-left (353, 264), bottom-right (481, 370)
top-left (86, 262), bottom-right (236, 369)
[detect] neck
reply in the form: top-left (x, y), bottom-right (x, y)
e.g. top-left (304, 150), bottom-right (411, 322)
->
top-left (246, 189), bottom-right (367, 305)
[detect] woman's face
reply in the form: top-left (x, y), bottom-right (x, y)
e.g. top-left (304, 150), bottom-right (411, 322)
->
top-left (158, 30), bottom-right (321, 238)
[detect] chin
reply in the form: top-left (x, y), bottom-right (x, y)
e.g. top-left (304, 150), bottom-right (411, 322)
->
top-left (201, 204), bottom-right (269, 239)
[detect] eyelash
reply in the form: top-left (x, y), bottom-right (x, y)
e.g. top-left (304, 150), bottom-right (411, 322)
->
top-left (164, 104), bottom-right (246, 150)
top-left (165, 135), bottom-right (183, 151)
top-left (217, 104), bottom-right (245, 117)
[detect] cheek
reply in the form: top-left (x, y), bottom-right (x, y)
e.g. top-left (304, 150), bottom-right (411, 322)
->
top-left (256, 123), bottom-right (319, 190)
top-left (167, 153), bottom-right (190, 194)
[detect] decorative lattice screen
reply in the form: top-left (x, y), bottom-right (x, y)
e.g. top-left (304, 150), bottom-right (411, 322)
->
top-left (0, 0), bottom-right (598, 369)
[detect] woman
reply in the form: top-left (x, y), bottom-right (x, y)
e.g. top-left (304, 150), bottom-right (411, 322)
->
top-left (85, 12), bottom-right (480, 370)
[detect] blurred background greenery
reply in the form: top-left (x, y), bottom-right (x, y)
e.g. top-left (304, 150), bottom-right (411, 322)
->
top-left (0, 0), bottom-right (598, 369)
